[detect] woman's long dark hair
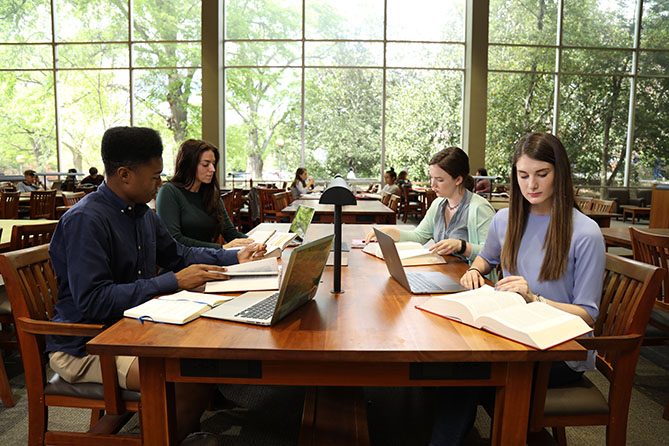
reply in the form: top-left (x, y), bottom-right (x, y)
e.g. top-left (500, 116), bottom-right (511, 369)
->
top-left (429, 147), bottom-right (475, 190)
top-left (291, 167), bottom-right (306, 189)
top-left (501, 132), bottom-right (575, 281)
top-left (170, 139), bottom-right (225, 240)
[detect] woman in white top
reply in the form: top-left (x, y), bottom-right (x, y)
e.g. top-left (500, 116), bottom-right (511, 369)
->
top-left (380, 167), bottom-right (400, 197)
top-left (290, 167), bottom-right (312, 199)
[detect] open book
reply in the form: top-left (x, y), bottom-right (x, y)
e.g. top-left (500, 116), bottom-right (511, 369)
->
top-left (123, 290), bottom-right (233, 325)
top-left (222, 258), bottom-right (279, 276)
top-left (248, 231), bottom-right (298, 258)
top-left (416, 285), bottom-right (592, 350)
top-left (363, 240), bottom-right (446, 266)
top-left (204, 274), bottom-right (280, 293)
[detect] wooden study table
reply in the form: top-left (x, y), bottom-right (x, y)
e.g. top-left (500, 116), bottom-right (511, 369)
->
top-left (87, 224), bottom-right (585, 445)
top-left (282, 198), bottom-right (396, 224)
top-left (601, 227), bottom-right (669, 249)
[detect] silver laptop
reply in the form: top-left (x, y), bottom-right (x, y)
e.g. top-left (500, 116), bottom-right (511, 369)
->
top-left (203, 234), bottom-right (333, 326)
top-left (286, 205), bottom-right (316, 246)
top-left (373, 228), bottom-right (467, 294)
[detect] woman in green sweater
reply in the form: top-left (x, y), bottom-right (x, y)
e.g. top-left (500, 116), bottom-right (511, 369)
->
top-left (365, 147), bottom-right (495, 265)
top-left (156, 139), bottom-right (251, 249)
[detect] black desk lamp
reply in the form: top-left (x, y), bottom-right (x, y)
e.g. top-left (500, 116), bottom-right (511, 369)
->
top-left (319, 174), bottom-right (356, 294)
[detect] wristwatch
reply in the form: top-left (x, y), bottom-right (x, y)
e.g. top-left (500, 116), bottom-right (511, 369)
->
top-left (458, 239), bottom-right (467, 254)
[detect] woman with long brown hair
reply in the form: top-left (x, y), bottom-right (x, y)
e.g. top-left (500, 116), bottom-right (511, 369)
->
top-left (156, 139), bottom-right (251, 249)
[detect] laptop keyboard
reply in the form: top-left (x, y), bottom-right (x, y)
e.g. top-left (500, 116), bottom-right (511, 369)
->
top-left (408, 273), bottom-right (440, 292)
top-left (235, 292), bottom-right (280, 320)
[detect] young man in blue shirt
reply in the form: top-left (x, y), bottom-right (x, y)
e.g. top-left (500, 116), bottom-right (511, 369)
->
top-left (46, 126), bottom-right (263, 442)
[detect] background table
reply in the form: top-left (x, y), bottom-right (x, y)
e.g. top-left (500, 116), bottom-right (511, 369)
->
top-left (88, 224), bottom-right (585, 445)
top-left (601, 227), bottom-right (669, 249)
top-left (282, 199), bottom-right (396, 224)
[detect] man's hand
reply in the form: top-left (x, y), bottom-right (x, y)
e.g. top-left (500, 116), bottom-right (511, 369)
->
top-left (175, 264), bottom-right (228, 290)
top-left (237, 243), bottom-right (267, 263)
top-left (223, 238), bottom-right (253, 249)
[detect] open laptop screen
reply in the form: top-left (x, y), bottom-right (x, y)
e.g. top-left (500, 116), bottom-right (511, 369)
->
top-left (289, 205), bottom-right (315, 240)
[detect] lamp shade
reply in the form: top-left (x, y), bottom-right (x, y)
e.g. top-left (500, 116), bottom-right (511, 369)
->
top-left (319, 174), bottom-right (356, 206)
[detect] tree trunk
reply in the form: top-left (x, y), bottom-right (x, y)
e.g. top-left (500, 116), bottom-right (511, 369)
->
top-left (248, 151), bottom-right (263, 180)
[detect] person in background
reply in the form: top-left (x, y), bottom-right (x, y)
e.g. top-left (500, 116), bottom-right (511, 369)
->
top-left (16, 169), bottom-right (44, 192)
top-left (80, 167), bottom-right (104, 186)
top-left (366, 147), bottom-right (495, 265)
top-left (60, 168), bottom-right (78, 191)
top-left (474, 167), bottom-right (490, 194)
top-left (431, 133), bottom-right (606, 445)
top-left (396, 170), bottom-right (412, 188)
top-left (290, 167), bottom-right (312, 199)
top-left (46, 126), bottom-right (265, 444)
top-left (380, 167), bottom-right (400, 197)
top-left (156, 139), bottom-right (252, 249)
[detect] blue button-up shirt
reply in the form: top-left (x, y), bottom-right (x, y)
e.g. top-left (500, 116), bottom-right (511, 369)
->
top-left (47, 183), bottom-right (239, 356)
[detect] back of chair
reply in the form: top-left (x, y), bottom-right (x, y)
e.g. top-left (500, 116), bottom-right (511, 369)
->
top-left (29, 190), bottom-right (56, 219)
top-left (630, 227), bottom-right (669, 312)
top-left (0, 190), bottom-right (20, 219)
top-left (10, 222), bottom-right (58, 251)
top-left (257, 187), bottom-right (281, 222)
top-left (424, 189), bottom-right (437, 209)
top-left (388, 194), bottom-right (401, 213)
top-left (650, 183), bottom-right (669, 228)
top-left (220, 190), bottom-right (234, 220)
top-left (271, 191), bottom-right (290, 216)
top-left (61, 191), bottom-right (85, 206)
top-left (575, 196), bottom-right (593, 212)
top-left (381, 193), bottom-right (391, 206)
top-left (590, 199), bottom-right (615, 213)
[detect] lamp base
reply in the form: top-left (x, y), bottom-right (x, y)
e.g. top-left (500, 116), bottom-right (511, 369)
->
top-left (330, 289), bottom-right (345, 295)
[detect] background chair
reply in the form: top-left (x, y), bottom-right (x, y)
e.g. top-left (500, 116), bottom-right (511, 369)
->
top-left (0, 191), bottom-right (20, 219)
top-left (0, 227), bottom-right (16, 408)
top-left (56, 191), bottom-right (84, 218)
top-left (28, 190), bottom-right (56, 220)
top-left (257, 187), bottom-right (284, 223)
top-left (381, 193), bottom-right (391, 206)
top-left (220, 190), bottom-right (234, 222)
top-left (74, 184), bottom-right (97, 195)
top-left (387, 193), bottom-right (401, 214)
top-left (529, 253), bottom-right (664, 446)
top-left (575, 196), bottom-right (593, 212)
top-left (271, 191), bottom-right (292, 222)
top-left (649, 184), bottom-right (669, 229)
top-left (399, 184), bottom-right (424, 222)
top-left (0, 244), bottom-right (141, 445)
top-left (10, 222), bottom-right (58, 252)
top-left (590, 198), bottom-right (615, 214)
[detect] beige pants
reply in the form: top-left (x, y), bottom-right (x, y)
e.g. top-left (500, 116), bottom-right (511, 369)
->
top-left (49, 352), bottom-right (136, 390)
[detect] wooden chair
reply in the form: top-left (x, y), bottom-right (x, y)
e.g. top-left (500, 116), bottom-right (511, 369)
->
top-left (257, 187), bottom-right (284, 223)
top-left (399, 185), bottom-right (424, 223)
top-left (529, 253), bottom-right (664, 446)
top-left (271, 191), bottom-right (292, 221)
top-left (629, 227), bottom-right (669, 346)
top-left (387, 194), bottom-right (401, 214)
top-left (575, 196), bottom-right (593, 212)
top-left (28, 190), bottom-right (56, 220)
top-left (590, 198), bottom-right (615, 213)
top-left (0, 191), bottom-right (20, 219)
top-left (231, 188), bottom-right (245, 229)
top-left (56, 191), bottom-right (85, 218)
top-left (381, 193), bottom-right (391, 206)
top-left (0, 244), bottom-right (141, 445)
top-left (422, 189), bottom-right (437, 212)
top-left (220, 190), bottom-right (234, 223)
top-left (649, 183), bottom-right (669, 229)
top-left (10, 222), bottom-right (58, 251)
top-left (0, 226), bottom-right (16, 408)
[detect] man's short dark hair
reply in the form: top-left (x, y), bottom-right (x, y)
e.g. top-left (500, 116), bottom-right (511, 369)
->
top-left (89, 167), bottom-right (98, 175)
top-left (101, 127), bottom-right (163, 176)
top-left (24, 169), bottom-right (36, 177)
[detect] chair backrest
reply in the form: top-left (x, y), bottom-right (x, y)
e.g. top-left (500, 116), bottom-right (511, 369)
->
top-left (220, 190), bottom-right (234, 220)
top-left (575, 196), bottom-right (593, 212)
top-left (10, 222), bottom-right (58, 251)
top-left (590, 198), bottom-right (615, 213)
top-left (271, 191), bottom-right (290, 215)
top-left (61, 191), bottom-right (85, 206)
top-left (257, 187), bottom-right (282, 222)
top-left (424, 189), bottom-right (437, 209)
top-left (630, 227), bottom-right (669, 312)
top-left (29, 190), bottom-right (56, 219)
top-left (388, 194), bottom-right (401, 213)
top-left (0, 190), bottom-right (20, 219)
top-left (381, 193), bottom-right (391, 206)
top-left (650, 184), bottom-right (669, 228)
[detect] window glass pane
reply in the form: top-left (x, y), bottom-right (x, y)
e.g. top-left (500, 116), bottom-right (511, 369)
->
top-left (55, 0), bottom-right (128, 42)
top-left (561, 49), bottom-right (633, 75)
top-left (486, 72), bottom-right (554, 179)
top-left (133, 43), bottom-right (201, 67)
top-left (303, 68), bottom-right (382, 179)
top-left (225, 0), bottom-right (301, 40)
top-left (57, 44), bottom-right (129, 68)
top-left (133, 0), bottom-right (201, 41)
top-left (305, 0), bottom-right (383, 40)
top-left (0, 71), bottom-right (56, 173)
top-left (387, 0), bottom-right (465, 42)
top-left (0, 45), bottom-right (52, 69)
top-left (225, 68), bottom-right (300, 180)
top-left (488, 45), bottom-right (554, 72)
top-left (563, 0), bottom-right (636, 48)
top-left (57, 70), bottom-right (130, 173)
top-left (558, 75), bottom-right (630, 184)
top-left (226, 42), bottom-right (301, 67)
top-left (633, 77), bottom-right (669, 184)
top-left (489, 0), bottom-right (557, 45)
top-left (0, 0), bottom-right (52, 43)
top-left (641, 1), bottom-right (669, 49)
top-left (386, 43), bottom-right (463, 69)
top-left (638, 50), bottom-right (669, 75)
top-left (305, 42), bottom-right (383, 67)
top-left (386, 70), bottom-right (462, 182)
top-left (134, 69), bottom-right (202, 173)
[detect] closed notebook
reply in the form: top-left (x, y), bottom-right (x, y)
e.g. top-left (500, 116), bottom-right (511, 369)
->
top-left (363, 240), bottom-right (446, 266)
top-left (123, 290), bottom-right (233, 325)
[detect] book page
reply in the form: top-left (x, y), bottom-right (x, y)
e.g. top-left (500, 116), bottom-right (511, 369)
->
top-left (123, 299), bottom-right (209, 325)
top-left (223, 258), bottom-right (279, 276)
top-left (204, 275), bottom-right (280, 293)
top-left (433, 285), bottom-right (526, 324)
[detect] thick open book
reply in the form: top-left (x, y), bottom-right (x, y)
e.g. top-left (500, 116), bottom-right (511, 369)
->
top-left (249, 231), bottom-right (298, 258)
top-left (123, 290), bottom-right (233, 325)
top-left (204, 274), bottom-right (280, 293)
top-left (222, 258), bottom-right (279, 276)
top-left (363, 240), bottom-right (446, 266)
top-left (416, 285), bottom-right (592, 350)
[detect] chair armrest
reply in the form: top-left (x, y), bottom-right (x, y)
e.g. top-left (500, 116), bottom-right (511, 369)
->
top-left (576, 334), bottom-right (642, 352)
top-left (16, 317), bottom-right (105, 337)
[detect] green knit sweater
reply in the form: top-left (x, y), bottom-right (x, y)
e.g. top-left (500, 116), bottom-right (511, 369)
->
top-left (156, 182), bottom-right (246, 249)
